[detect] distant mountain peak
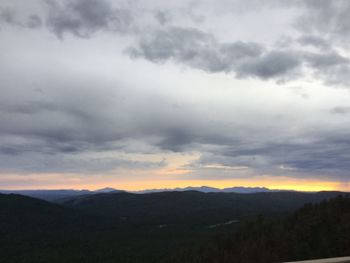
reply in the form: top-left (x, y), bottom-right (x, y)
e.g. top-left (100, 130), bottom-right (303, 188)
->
top-left (181, 186), bottom-right (221, 193)
top-left (222, 186), bottom-right (271, 193)
top-left (94, 187), bottom-right (120, 193)
top-left (134, 186), bottom-right (274, 194)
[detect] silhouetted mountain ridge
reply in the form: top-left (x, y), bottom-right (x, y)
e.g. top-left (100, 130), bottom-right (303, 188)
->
top-left (0, 188), bottom-right (125, 201)
top-left (134, 186), bottom-right (274, 194)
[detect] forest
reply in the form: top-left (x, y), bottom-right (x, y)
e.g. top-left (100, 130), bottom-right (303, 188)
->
top-left (0, 191), bottom-right (349, 263)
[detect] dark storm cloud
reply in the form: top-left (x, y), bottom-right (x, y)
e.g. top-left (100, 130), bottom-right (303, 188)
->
top-left (45, 0), bottom-right (132, 38)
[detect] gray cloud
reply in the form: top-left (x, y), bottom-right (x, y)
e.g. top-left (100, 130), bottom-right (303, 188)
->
top-left (2, 0), bottom-right (349, 85)
top-left (236, 51), bottom-right (301, 79)
top-left (297, 35), bottom-right (330, 50)
top-left (0, 101), bottom-right (58, 115)
top-left (156, 128), bottom-right (195, 152)
top-left (0, 7), bottom-right (16, 25)
top-left (154, 10), bottom-right (172, 26)
top-left (0, 149), bottom-right (167, 174)
top-left (302, 52), bottom-right (350, 87)
top-left (3, 65), bottom-right (347, 179)
top-left (304, 51), bottom-right (349, 69)
top-left (127, 27), bottom-right (217, 66)
top-left (2, 0), bottom-right (350, 186)
top-left (330, 106), bottom-right (350, 115)
top-left (45, 0), bottom-right (132, 38)
top-left (0, 7), bottom-right (42, 29)
top-left (296, 0), bottom-right (350, 43)
top-left (27, 14), bottom-right (42, 28)
top-left (127, 26), bottom-right (303, 80)
top-left (128, 24), bottom-right (350, 85)
top-left (187, 132), bottom-right (350, 181)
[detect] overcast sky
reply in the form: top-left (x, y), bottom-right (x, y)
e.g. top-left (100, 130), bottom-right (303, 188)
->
top-left (1, 0), bottom-right (350, 191)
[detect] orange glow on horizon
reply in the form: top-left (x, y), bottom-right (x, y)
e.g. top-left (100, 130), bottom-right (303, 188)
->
top-left (2, 174), bottom-right (348, 192)
top-left (104, 178), bottom-right (341, 192)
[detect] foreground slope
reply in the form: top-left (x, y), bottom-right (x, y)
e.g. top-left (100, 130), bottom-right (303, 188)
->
top-left (177, 194), bottom-right (350, 263)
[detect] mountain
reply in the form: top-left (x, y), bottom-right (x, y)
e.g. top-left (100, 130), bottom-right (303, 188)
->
top-left (222, 186), bottom-right (272, 193)
top-left (135, 186), bottom-right (221, 194)
top-left (0, 193), bottom-right (124, 263)
top-left (134, 186), bottom-right (276, 194)
top-left (178, 186), bottom-right (221, 193)
top-left (0, 186), bottom-right (291, 201)
top-left (1, 191), bottom-right (347, 263)
top-left (60, 191), bottom-right (345, 225)
top-left (0, 188), bottom-right (124, 201)
top-left (0, 193), bottom-right (80, 235)
top-left (0, 189), bottom-right (92, 201)
top-left (94, 187), bottom-right (125, 193)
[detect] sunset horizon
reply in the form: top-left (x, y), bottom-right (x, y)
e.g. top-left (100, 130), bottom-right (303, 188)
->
top-left (1, 177), bottom-right (348, 192)
top-left (2, 1), bottom-right (350, 262)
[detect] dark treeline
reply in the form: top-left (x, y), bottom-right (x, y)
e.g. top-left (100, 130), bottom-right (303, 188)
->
top-left (174, 195), bottom-right (350, 263)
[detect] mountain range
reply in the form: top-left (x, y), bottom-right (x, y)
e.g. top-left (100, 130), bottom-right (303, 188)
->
top-left (0, 186), bottom-right (288, 201)
top-left (1, 189), bottom-right (349, 263)
top-left (0, 187), bottom-right (124, 201)
top-left (133, 186), bottom-right (273, 194)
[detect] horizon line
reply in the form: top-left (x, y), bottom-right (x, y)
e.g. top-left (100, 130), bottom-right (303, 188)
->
top-left (0, 185), bottom-right (347, 193)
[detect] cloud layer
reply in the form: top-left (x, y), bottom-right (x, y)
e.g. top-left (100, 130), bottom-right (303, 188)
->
top-left (1, 0), bottom-right (350, 188)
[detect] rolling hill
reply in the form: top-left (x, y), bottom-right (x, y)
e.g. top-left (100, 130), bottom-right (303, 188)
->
top-left (0, 191), bottom-right (348, 263)
top-left (60, 191), bottom-right (344, 225)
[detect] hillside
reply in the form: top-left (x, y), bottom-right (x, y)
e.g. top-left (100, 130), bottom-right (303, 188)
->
top-left (0, 193), bottom-right (76, 234)
top-left (61, 191), bottom-right (344, 225)
top-left (0, 191), bottom-right (347, 263)
top-left (176, 195), bottom-right (350, 263)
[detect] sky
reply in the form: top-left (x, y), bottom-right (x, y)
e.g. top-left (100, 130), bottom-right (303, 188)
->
top-left (1, 0), bottom-right (350, 191)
